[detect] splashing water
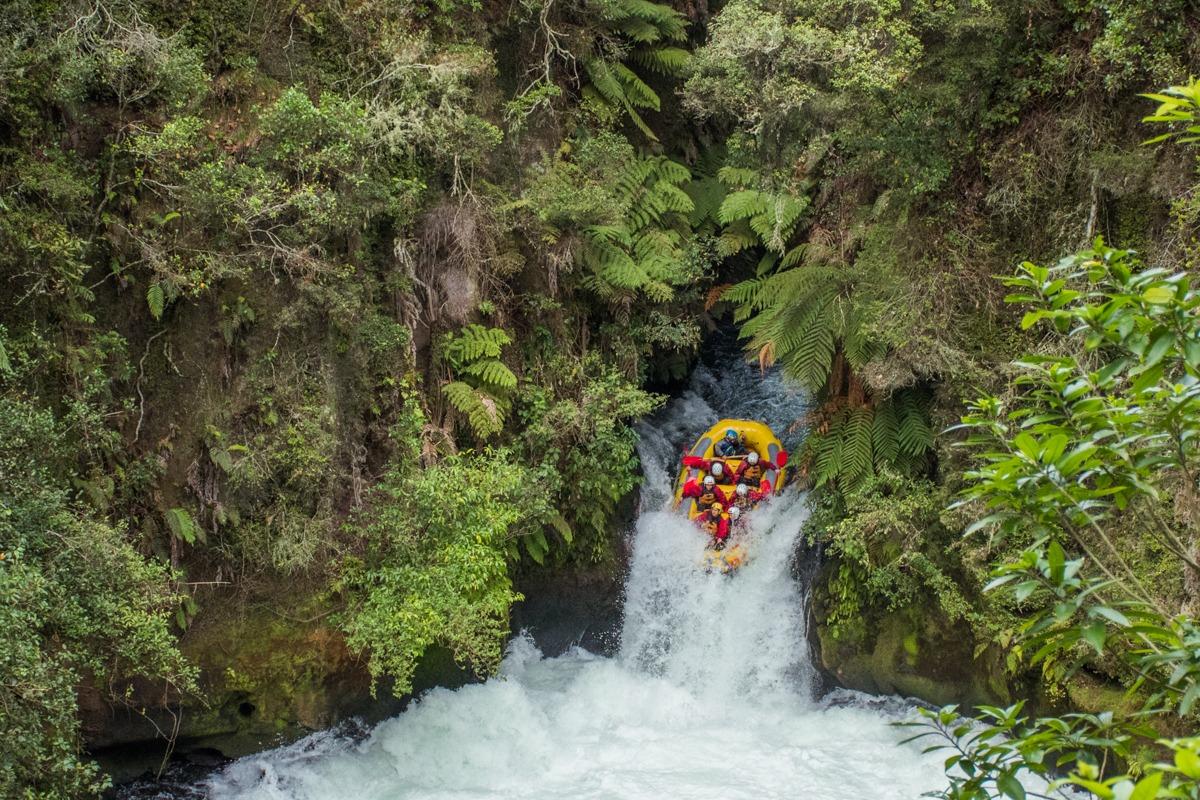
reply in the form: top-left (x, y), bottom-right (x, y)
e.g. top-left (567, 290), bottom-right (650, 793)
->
top-left (187, 347), bottom-right (955, 800)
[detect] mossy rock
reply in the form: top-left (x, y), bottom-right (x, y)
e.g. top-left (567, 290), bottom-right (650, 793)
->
top-left (84, 586), bottom-right (469, 781)
top-left (814, 607), bottom-right (1010, 709)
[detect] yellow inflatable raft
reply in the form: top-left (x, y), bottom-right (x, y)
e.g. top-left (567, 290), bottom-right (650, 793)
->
top-left (673, 419), bottom-right (788, 575)
top-left (672, 418), bottom-right (788, 518)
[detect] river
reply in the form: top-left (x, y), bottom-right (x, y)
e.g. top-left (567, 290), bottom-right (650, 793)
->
top-left (132, 345), bottom-right (954, 799)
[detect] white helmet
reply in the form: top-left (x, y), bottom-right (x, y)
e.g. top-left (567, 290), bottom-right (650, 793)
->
top-left (736, 483), bottom-right (748, 497)
top-left (747, 452), bottom-right (760, 465)
top-left (703, 475), bottom-right (715, 488)
top-left (711, 461), bottom-right (724, 476)
top-left (729, 506), bottom-right (741, 520)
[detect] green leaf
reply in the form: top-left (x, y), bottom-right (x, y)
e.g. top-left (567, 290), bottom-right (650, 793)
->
top-left (1175, 745), bottom-right (1200, 779)
top-left (1179, 681), bottom-right (1200, 715)
top-left (147, 283), bottom-right (165, 320)
top-left (1089, 606), bottom-right (1131, 628)
top-left (1142, 285), bottom-right (1174, 304)
top-left (996, 771), bottom-right (1026, 800)
top-left (1128, 772), bottom-right (1162, 800)
top-left (1080, 621), bottom-right (1106, 654)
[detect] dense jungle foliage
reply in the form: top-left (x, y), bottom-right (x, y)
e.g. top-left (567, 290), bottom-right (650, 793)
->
top-left (1, 0), bottom-right (1198, 795)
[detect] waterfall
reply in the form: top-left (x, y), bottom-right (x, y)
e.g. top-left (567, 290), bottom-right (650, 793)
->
top-left (143, 345), bottom-right (955, 800)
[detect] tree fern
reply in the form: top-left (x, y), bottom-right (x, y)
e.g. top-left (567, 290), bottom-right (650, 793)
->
top-left (580, 154), bottom-right (694, 303)
top-left (583, 0), bottom-right (689, 141)
top-left (712, 164), bottom-right (938, 493)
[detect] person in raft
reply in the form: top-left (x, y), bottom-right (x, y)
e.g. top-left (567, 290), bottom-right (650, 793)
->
top-left (696, 502), bottom-right (730, 548)
top-left (729, 480), bottom-right (770, 512)
top-left (681, 454), bottom-right (734, 484)
top-left (681, 473), bottom-right (728, 512)
top-left (727, 504), bottom-right (747, 535)
top-left (734, 450), bottom-right (778, 486)
top-left (714, 428), bottom-right (747, 458)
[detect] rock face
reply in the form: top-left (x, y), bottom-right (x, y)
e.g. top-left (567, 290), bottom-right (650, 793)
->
top-left (808, 562), bottom-right (1135, 716)
top-left (82, 591), bottom-right (468, 782)
top-left (511, 560), bottom-right (628, 658)
top-left (807, 559), bottom-right (1012, 709)
top-left (812, 609), bottom-right (1011, 708)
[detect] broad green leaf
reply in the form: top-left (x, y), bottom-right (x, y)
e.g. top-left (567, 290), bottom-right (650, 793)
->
top-left (1127, 772), bottom-right (1162, 800)
top-left (1080, 621), bottom-right (1106, 654)
top-left (1142, 286), bottom-right (1174, 304)
top-left (996, 771), bottom-right (1026, 800)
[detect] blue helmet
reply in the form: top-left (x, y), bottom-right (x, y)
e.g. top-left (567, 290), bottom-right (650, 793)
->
top-left (724, 428), bottom-right (738, 440)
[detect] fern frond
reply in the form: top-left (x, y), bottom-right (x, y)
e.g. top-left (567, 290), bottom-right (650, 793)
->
top-left (641, 280), bottom-right (674, 302)
top-left (717, 189), bottom-right (770, 225)
top-left (585, 224), bottom-right (634, 247)
top-left (632, 46), bottom-right (690, 75)
top-left (613, 63), bottom-right (660, 111)
top-left (686, 175), bottom-right (726, 227)
top-left (652, 158), bottom-right (692, 185)
top-left (444, 381), bottom-right (505, 438)
top-left (896, 391), bottom-right (934, 456)
top-left (460, 358), bottom-right (517, 391)
top-left (871, 401), bottom-right (900, 466)
top-left (781, 243), bottom-right (808, 268)
top-left (717, 166), bottom-right (757, 189)
top-left (446, 324), bottom-right (512, 362)
top-left (841, 406), bottom-right (874, 483)
top-left (618, 16), bottom-right (664, 43)
top-left (147, 282), bottom-right (165, 320)
top-left (717, 223), bottom-right (758, 257)
top-left (811, 418), bottom-right (844, 487)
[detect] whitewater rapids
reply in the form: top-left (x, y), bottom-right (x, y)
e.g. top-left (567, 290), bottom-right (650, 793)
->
top-left (197, 353), bottom-right (953, 800)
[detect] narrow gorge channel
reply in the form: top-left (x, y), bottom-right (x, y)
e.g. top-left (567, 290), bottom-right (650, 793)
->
top-left (134, 352), bottom-right (953, 800)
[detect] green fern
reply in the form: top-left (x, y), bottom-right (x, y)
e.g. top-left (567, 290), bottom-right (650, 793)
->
top-left (811, 419), bottom-right (844, 487)
top-left (871, 401), bottom-right (900, 466)
top-left (718, 190), bottom-right (770, 225)
top-left (443, 381), bottom-right (506, 439)
top-left (443, 324), bottom-right (512, 366)
top-left (165, 506), bottom-right (203, 545)
top-left (717, 166), bottom-right (757, 188)
top-left (580, 155), bottom-right (693, 303)
top-left (896, 390), bottom-right (934, 456)
top-left (440, 325), bottom-right (516, 439)
top-left (460, 359), bottom-right (517, 390)
top-left (147, 282), bottom-right (165, 320)
top-left (583, 0), bottom-right (689, 140)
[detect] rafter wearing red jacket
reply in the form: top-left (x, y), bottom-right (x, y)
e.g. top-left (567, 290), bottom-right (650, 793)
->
top-left (729, 480), bottom-right (770, 511)
top-left (734, 451), bottom-right (778, 486)
top-left (681, 474), bottom-right (730, 511)
top-left (682, 454), bottom-right (734, 484)
top-left (695, 504), bottom-right (730, 543)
